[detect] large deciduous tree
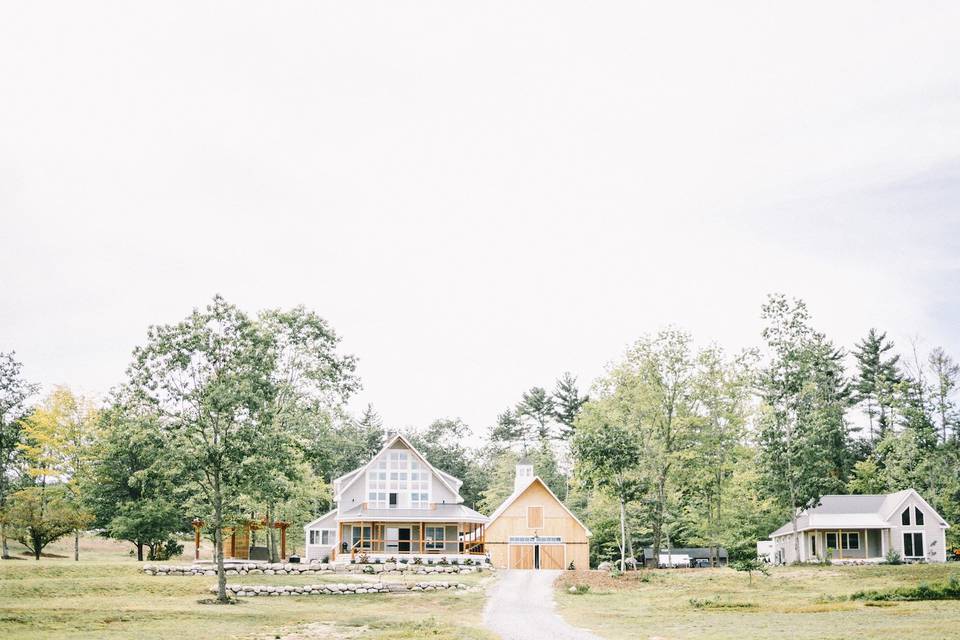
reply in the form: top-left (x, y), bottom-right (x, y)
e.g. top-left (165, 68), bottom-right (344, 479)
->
top-left (756, 295), bottom-right (850, 562)
top-left (0, 351), bottom-right (37, 559)
top-left (128, 296), bottom-right (276, 602)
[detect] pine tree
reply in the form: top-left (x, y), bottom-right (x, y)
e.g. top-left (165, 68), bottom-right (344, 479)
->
top-left (853, 329), bottom-right (901, 443)
top-left (553, 372), bottom-right (588, 438)
top-left (927, 347), bottom-right (960, 443)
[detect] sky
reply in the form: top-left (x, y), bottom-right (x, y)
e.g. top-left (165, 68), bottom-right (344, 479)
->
top-left (2, 2), bottom-right (959, 435)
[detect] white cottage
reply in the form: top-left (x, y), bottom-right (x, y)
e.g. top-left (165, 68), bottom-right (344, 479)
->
top-left (303, 433), bottom-right (488, 563)
top-left (769, 489), bottom-right (950, 564)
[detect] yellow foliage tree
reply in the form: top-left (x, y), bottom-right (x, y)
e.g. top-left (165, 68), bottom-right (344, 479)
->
top-left (18, 387), bottom-right (99, 560)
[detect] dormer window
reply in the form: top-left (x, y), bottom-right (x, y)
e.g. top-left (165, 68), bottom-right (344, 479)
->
top-left (915, 507), bottom-right (924, 525)
top-left (902, 508), bottom-right (910, 526)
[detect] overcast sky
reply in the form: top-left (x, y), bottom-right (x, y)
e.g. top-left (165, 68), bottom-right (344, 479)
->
top-left (2, 2), bottom-right (959, 435)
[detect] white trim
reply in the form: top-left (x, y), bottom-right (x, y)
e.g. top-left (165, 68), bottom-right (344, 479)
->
top-left (487, 476), bottom-right (592, 537)
top-left (884, 490), bottom-right (950, 528)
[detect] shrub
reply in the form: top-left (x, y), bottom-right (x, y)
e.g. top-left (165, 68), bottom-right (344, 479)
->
top-left (362, 565), bottom-right (375, 574)
top-left (386, 556), bottom-right (396, 564)
top-left (412, 557), bottom-right (423, 565)
top-left (851, 576), bottom-right (960, 601)
top-left (149, 539), bottom-right (184, 561)
top-left (732, 559), bottom-right (769, 585)
top-left (438, 556), bottom-right (448, 565)
top-left (321, 555), bottom-right (330, 563)
top-left (884, 549), bottom-right (902, 565)
top-left (463, 558), bottom-right (474, 565)
top-left (357, 552), bottom-right (369, 564)
top-left (610, 568), bottom-right (622, 578)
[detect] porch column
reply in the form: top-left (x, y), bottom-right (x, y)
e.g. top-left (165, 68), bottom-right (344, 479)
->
top-left (838, 529), bottom-right (843, 561)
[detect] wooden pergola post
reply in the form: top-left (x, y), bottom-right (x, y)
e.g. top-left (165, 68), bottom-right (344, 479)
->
top-left (228, 528), bottom-right (236, 558)
top-left (191, 518), bottom-right (203, 561)
top-left (274, 521), bottom-right (289, 560)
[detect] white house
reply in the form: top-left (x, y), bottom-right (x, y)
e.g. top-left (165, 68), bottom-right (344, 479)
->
top-left (769, 489), bottom-right (950, 564)
top-left (303, 433), bottom-right (488, 563)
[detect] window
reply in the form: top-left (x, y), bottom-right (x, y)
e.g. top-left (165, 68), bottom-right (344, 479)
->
top-left (826, 532), bottom-right (838, 550)
top-left (352, 526), bottom-right (372, 548)
top-left (527, 506), bottom-right (544, 529)
top-left (904, 532), bottom-right (923, 558)
top-left (840, 532), bottom-right (859, 550)
top-left (914, 507), bottom-right (924, 525)
top-left (389, 493), bottom-right (398, 508)
top-left (902, 508), bottom-right (910, 525)
top-left (410, 492), bottom-right (429, 508)
top-left (811, 535), bottom-right (816, 555)
top-left (425, 526), bottom-right (445, 550)
top-left (321, 530), bottom-right (333, 545)
top-left (310, 530), bottom-right (320, 545)
top-left (368, 491), bottom-right (387, 508)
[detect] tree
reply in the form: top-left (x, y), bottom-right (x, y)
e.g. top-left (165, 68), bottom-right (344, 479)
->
top-left (553, 372), bottom-right (588, 438)
top-left (250, 306), bottom-right (359, 562)
top-left (927, 347), bottom-right (959, 443)
top-left (847, 459), bottom-right (886, 494)
top-left (517, 387), bottom-right (556, 441)
top-left (4, 484), bottom-right (91, 560)
top-left (408, 418), bottom-right (485, 508)
top-left (128, 296), bottom-right (276, 602)
top-left (84, 395), bottom-right (183, 560)
top-left (18, 387), bottom-right (99, 561)
top-left (0, 351), bottom-right (37, 559)
top-left (573, 403), bottom-right (645, 571)
top-left (853, 329), bottom-right (901, 443)
top-left (756, 295), bottom-right (849, 562)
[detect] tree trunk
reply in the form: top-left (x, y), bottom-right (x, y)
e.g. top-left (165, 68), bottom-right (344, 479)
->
top-left (620, 498), bottom-right (627, 571)
top-left (74, 530), bottom-right (79, 561)
top-left (214, 479), bottom-right (227, 602)
top-left (1, 522), bottom-right (9, 559)
top-left (790, 511), bottom-right (800, 564)
top-left (651, 475), bottom-right (666, 564)
top-left (137, 542), bottom-right (144, 562)
top-left (267, 505), bottom-right (278, 563)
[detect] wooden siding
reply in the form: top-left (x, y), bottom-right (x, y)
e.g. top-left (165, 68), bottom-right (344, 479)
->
top-left (486, 479), bottom-right (589, 570)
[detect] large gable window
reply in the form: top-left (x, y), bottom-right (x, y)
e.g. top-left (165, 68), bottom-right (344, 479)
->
top-left (902, 508), bottom-right (910, 525)
top-left (366, 448), bottom-right (431, 509)
top-left (914, 507), bottom-right (924, 525)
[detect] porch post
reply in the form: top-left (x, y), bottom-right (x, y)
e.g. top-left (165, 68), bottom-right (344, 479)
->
top-left (838, 529), bottom-right (843, 561)
top-left (881, 529), bottom-right (887, 558)
top-left (420, 521), bottom-right (425, 554)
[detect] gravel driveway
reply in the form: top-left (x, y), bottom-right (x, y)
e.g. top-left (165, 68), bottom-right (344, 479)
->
top-left (483, 570), bottom-right (602, 640)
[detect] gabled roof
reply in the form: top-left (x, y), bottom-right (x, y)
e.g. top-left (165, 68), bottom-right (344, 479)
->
top-left (332, 433), bottom-right (462, 503)
top-left (770, 489), bottom-right (950, 538)
top-left (303, 508), bottom-right (337, 531)
top-left (487, 476), bottom-right (592, 537)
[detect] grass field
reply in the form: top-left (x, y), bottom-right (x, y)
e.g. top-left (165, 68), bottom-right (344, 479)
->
top-left (556, 564), bottom-right (960, 640)
top-left (0, 535), bottom-right (494, 640)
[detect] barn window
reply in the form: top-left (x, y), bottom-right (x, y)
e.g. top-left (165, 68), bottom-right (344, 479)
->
top-left (527, 506), bottom-right (544, 529)
top-left (914, 507), bottom-right (924, 525)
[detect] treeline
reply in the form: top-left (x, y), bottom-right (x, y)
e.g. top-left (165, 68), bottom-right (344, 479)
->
top-left (1, 294), bottom-right (958, 597)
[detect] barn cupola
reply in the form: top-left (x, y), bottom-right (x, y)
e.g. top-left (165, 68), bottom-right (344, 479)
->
top-left (514, 460), bottom-right (534, 493)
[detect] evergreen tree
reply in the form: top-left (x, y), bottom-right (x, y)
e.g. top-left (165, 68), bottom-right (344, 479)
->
top-left (517, 387), bottom-right (556, 441)
top-left (927, 347), bottom-right (960, 443)
top-left (853, 329), bottom-right (901, 443)
top-left (553, 372), bottom-right (588, 438)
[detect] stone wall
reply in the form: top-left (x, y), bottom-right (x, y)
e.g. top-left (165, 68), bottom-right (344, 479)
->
top-left (143, 561), bottom-right (488, 577)
top-left (209, 581), bottom-right (467, 597)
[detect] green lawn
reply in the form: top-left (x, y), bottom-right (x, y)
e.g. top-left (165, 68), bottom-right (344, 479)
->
top-left (0, 536), bottom-right (494, 640)
top-left (556, 564), bottom-right (960, 640)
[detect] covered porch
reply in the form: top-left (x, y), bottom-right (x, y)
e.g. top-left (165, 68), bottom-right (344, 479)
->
top-left (335, 520), bottom-right (486, 562)
top-left (808, 527), bottom-right (889, 563)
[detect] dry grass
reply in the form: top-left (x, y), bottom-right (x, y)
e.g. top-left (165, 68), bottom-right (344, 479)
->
top-left (0, 535), bottom-right (494, 640)
top-left (556, 564), bottom-right (960, 640)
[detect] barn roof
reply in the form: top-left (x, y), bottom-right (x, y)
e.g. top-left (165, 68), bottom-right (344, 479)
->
top-left (486, 476), bottom-right (591, 536)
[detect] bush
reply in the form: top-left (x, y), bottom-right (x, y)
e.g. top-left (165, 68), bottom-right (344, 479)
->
top-left (463, 558), bottom-right (474, 565)
top-left (884, 549), bottom-right (902, 565)
top-left (567, 584), bottom-right (590, 595)
top-left (851, 576), bottom-right (960, 601)
top-left (362, 565), bottom-right (375, 574)
top-left (321, 555), bottom-right (329, 563)
top-left (149, 539), bottom-right (184, 561)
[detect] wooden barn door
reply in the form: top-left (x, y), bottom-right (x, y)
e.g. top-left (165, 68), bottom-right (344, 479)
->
top-left (510, 544), bottom-right (535, 569)
top-left (540, 545), bottom-right (564, 569)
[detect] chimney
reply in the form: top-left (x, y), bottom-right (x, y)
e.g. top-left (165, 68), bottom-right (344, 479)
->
top-left (514, 461), bottom-right (534, 493)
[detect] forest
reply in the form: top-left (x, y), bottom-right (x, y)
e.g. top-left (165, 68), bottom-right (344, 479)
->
top-left (1, 293), bottom-right (958, 575)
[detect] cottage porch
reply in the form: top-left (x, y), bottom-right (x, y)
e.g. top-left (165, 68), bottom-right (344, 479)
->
top-left (335, 521), bottom-right (486, 562)
top-left (807, 527), bottom-right (888, 562)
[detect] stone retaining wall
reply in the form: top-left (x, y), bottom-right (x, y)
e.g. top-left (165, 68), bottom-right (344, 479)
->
top-left (209, 581), bottom-right (467, 597)
top-left (143, 561), bottom-right (486, 576)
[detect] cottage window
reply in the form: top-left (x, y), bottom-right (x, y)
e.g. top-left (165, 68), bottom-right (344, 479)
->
top-left (914, 507), bottom-right (924, 525)
top-left (309, 530), bottom-right (320, 545)
top-left (826, 532), bottom-right (838, 550)
top-left (840, 532), bottom-right (859, 550)
top-left (321, 530), bottom-right (333, 545)
top-left (902, 508), bottom-right (910, 525)
top-left (903, 532), bottom-right (923, 558)
top-left (425, 526), bottom-right (445, 550)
